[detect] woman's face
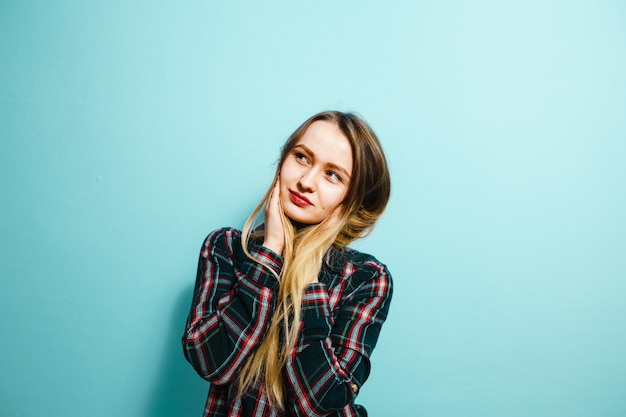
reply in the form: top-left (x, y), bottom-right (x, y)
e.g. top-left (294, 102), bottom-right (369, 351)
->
top-left (279, 120), bottom-right (353, 225)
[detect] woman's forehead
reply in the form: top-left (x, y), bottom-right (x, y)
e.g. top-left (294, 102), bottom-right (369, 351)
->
top-left (295, 121), bottom-right (353, 172)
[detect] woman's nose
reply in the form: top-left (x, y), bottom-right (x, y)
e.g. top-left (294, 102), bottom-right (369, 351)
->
top-left (297, 169), bottom-right (316, 192)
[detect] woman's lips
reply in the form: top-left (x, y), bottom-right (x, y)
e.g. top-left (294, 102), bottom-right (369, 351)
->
top-left (289, 190), bottom-right (312, 207)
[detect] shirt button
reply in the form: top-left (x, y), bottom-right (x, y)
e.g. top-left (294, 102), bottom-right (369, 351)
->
top-left (351, 383), bottom-right (359, 393)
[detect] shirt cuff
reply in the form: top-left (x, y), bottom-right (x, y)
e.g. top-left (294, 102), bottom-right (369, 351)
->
top-left (244, 245), bottom-right (283, 289)
top-left (301, 283), bottom-right (333, 341)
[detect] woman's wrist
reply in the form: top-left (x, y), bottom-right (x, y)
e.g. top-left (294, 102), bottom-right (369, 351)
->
top-left (262, 239), bottom-right (284, 256)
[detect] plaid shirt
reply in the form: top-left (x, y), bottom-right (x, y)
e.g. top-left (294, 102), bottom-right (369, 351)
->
top-left (182, 228), bottom-right (393, 417)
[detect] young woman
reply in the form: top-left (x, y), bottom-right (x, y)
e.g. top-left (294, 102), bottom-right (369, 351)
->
top-left (182, 111), bottom-right (393, 417)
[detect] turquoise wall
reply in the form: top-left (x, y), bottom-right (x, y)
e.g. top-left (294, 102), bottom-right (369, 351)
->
top-left (1, 1), bottom-right (625, 416)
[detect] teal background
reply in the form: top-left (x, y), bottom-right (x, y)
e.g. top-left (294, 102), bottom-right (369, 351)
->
top-left (1, 1), bottom-right (625, 416)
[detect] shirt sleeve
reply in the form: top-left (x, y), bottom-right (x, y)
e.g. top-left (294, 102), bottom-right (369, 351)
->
top-left (182, 228), bottom-right (282, 385)
top-left (284, 261), bottom-right (393, 416)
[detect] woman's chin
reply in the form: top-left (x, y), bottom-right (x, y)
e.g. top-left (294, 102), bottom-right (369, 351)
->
top-left (289, 218), bottom-right (314, 230)
top-left (283, 214), bottom-right (318, 230)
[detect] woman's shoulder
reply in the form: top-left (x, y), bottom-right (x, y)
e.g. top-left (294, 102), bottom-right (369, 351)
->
top-left (325, 246), bottom-right (393, 285)
top-left (200, 227), bottom-right (244, 254)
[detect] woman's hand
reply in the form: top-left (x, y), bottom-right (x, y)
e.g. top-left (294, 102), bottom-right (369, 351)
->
top-left (263, 179), bottom-right (285, 256)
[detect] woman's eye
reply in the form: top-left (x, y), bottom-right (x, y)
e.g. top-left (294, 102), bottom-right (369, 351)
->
top-left (326, 170), bottom-right (341, 182)
top-left (294, 152), bottom-right (308, 163)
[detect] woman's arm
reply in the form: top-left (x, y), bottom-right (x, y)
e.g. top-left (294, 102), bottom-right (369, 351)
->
top-left (285, 260), bottom-right (393, 416)
top-left (182, 228), bottom-right (282, 385)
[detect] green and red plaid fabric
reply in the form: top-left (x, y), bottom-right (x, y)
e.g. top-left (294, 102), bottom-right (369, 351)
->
top-left (183, 228), bottom-right (392, 417)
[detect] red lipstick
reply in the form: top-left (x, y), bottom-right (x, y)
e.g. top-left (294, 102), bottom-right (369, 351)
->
top-left (289, 190), bottom-right (312, 207)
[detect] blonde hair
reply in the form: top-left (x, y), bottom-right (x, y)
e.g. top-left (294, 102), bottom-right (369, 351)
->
top-left (237, 111), bottom-right (391, 408)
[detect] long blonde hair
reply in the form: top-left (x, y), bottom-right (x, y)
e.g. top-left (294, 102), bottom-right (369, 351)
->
top-left (237, 111), bottom-right (391, 408)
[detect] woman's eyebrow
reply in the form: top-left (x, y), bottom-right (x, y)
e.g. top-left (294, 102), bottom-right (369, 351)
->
top-left (293, 144), bottom-right (313, 155)
top-left (327, 162), bottom-right (351, 179)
